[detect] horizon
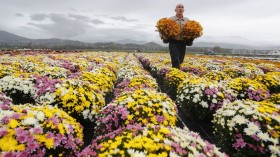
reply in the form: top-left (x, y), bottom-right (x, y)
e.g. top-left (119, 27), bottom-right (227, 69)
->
top-left (1, 29), bottom-right (280, 51)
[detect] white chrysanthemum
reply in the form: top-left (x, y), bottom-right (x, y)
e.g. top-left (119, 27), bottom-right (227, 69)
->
top-left (36, 111), bottom-right (45, 121)
top-left (269, 145), bottom-right (280, 156)
top-left (147, 101), bottom-right (153, 106)
top-left (193, 98), bottom-right (198, 103)
top-left (127, 149), bottom-right (135, 155)
top-left (126, 97), bottom-right (134, 103)
top-left (244, 109), bottom-right (255, 115)
top-left (60, 87), bottom-right (68, 96)
top-left (223, 110), bottom-right (236, 116)
top-left (164, 139), bottom-right (172, 145)
top-left (170, 151), bottom-right (181, 157)
top-left (88, 114), bottom-right (93, 121)
top-left (162, 101), bottom-right (169, 108)
top-left (131, 150), bottom-right (146, 157)
top-left (232, 115), bottom-right (248, 125)
top-left (201, 101), bottom-right (208, 108)
top-left (82, 109), bottom-right (90, 119)
top-left (244, 122), bottom-right (260, 136)
top-left (194, 87), bottom-right (200, 93)
top-left (55, 83), bottom-right (62, 88)
top-left (22, 117), bottom-right (39, 126)
top-left (183, 88), bottom-right (189, 93)
top-left (212, 99), bottom-right (217, 104)
top-left (257, 132), bottom-right (270, 142)
top-left (36, 92), bottom-right (55, 104)
top-left (270, 138), bottom-right (279, 145)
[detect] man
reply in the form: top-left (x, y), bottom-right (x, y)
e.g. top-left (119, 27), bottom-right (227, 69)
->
top-left (163, 4), bottom-right (193, 69)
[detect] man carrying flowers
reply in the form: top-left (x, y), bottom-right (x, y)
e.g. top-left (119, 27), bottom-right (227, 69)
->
top-left (167, 4), bottom-right (193, 68)
top-left (156, 4), bottom-right (203, 69)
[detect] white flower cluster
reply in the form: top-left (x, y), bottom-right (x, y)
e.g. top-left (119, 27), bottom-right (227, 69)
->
top-left (35, 91), bottom-right (56, 104)
top-left (169, 126), bottom-right (228, 157)
top-left (204, 62), bottom-right (223, 71)
top-left (213, 100), bottom-right (280, 156)
top-left (37, 66), bottom-right (68, 79)
top-left (176, 77), bottom-right (234, 120)
top-left (0, 75), bottom-right (36, 96)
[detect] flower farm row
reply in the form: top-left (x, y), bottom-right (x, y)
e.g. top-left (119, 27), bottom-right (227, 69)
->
top-left (0, 52), bottom-right (279, 157)
top-left (136, 53), bottom-right (280, 157)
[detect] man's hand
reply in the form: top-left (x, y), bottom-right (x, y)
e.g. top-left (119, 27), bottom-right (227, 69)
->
top-left (162, 39), bottom-right (169, 43)
top-left (185, 39), bottom-right (194, 46)
top-left (161, 34), bottom-right (169, 43)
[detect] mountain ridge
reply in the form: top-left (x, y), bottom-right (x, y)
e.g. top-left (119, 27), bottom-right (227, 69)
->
top-left (0, 30), bottom-right (278, 50)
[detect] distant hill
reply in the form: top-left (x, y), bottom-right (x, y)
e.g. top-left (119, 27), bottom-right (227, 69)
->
top-left (0, 30), bottom-right (167, 50)
top-left (0, 30), bottom-right (278, 50)
top-left (115, 39), bottom-right (147, 45)
top-left (0, 30), bottom-right (95, 49)
top-left (0, 30), bottom-right (30, 43)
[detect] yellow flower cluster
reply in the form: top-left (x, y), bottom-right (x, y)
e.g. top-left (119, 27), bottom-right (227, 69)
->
top-left (97, 125), bottom-right (173, 157)
top-left (164, 68), bottom-right (191, 91)
top-left (80, 67), bottom-right (116, 95)
top-left (0, 64), bottom-right (19, 78)
top-left (267, 72), bottom-right (280, 79)
top-left (254, 73), bottom-right (280, 93)
top-left (54, 79), bottom-right (105, 121)
top-left (182, 20), bottom-right (203, 40)
top-left (227, 77), bottom-right (269, 99)
top-left (129, 76), bottom-right (157, 89)
top-left (202, 71), bottom-right (230, 82)
top-left (81, 124), bottom-right (227, 157)
top-left (115, 89), bottom-right (177, 126)
top-left (263, 93), bottom-right (280, 105)
top-left (222, 68), bottom-right (245, 78)
top-left (115, 75), bottom-right (158, 97)
top-left (156, 18), bottom-right (180, 38)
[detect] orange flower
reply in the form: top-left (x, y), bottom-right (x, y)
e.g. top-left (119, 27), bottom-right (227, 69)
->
top-left (182, 20), bottom-right (203, 40)
top-left (156, 18), bottom-right (180, 38)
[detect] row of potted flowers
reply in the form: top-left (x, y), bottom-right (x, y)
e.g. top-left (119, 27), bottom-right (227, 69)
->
top-left (0, 52), bottom-right (125, 122)
top-left (81, 53), bottom-right (228, 156)
top-left (136, 53), bottom-right (280, 156)
top-left (0, 52), bottom-right (125, 156)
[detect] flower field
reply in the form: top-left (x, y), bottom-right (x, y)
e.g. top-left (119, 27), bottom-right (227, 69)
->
top-left (0, 51), bottom-right (280, 156)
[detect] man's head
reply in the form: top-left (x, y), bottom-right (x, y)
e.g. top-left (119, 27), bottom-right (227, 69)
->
top-left (175, 4), bottom-right (184, 16)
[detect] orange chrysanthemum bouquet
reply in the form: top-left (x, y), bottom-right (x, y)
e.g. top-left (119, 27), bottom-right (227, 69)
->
top-left (156, 18), bottom-right (180, 43)
top-left (182, 20), bottom-right (203, 40)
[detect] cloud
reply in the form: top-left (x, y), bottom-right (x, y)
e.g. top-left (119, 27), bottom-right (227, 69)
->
top-left (28, 13), bottom-right (92, 38)
top-left (15, 13), bottom-right (24, 17)
top-left (68, 14), bottom-right (90, 22)
top-left (110, 16), bottom-right (138, 22)
top-left (91, 19), bottom-right (105, 24)
top-left (72, 27), bottom-right (156, 43)
top-left (30, 13), bottom-right (48, 21)
top-left (69, 7), bottom-right (77, 12)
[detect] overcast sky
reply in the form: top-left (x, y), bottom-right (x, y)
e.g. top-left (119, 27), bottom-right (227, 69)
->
top-left (0, 0), bottom-right (279, 45)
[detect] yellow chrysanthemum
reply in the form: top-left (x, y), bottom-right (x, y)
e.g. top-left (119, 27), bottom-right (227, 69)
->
top-left (182, 20), bottom-right (203, 40)
top-left (156, 18), bottom-right (180, 38)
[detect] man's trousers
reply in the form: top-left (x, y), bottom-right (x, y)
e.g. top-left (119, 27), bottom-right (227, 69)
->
top-left (168, 39), bottom-right (186, 68)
